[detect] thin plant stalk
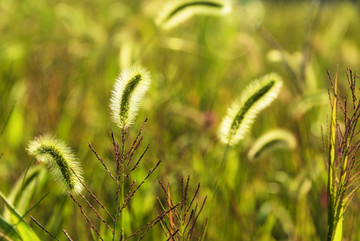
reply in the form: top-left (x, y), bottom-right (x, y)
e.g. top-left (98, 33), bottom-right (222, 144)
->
top-left (121, 177), bottom-right (125, 237)
top-left (113, 129), bottom-right (126, 241)
top-left (327, 69), bottom-right (338, 241)
top-left (201, 144), bottom-right (229, 241)
top-left (121, 129), bottom-right (126, 239)
top-left (327, 70), bottom-right (346, 241)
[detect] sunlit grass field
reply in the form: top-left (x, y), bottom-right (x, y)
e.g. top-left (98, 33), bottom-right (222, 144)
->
top-left (1, 0), bottom-right (360, 240)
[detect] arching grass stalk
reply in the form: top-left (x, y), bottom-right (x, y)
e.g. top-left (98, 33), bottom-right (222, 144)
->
top-left (202, 73), bottom-right (282, 240)
top-left (156, 0), bottom-right (231, 30)
top-left (326, 69), bottom-right (360, 241)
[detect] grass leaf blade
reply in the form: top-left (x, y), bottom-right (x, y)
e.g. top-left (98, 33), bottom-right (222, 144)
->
top-left (0, 192), bottom-right (40, 241)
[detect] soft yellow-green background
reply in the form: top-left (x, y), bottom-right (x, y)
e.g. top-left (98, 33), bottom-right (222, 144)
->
top-left (1, 0), bottom-right (360, 240)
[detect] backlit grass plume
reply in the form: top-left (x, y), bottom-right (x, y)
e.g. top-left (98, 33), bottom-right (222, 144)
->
top-left (218, 73), bottom-right (283, 146)
top-left (156, 0), bottom-right (231, 30)
top-left (110, 65), bottom-right (151, 129)
top-left (27, 134), bottom-right (83, 195)
top-left (247, 129), bottom-right (297, 160)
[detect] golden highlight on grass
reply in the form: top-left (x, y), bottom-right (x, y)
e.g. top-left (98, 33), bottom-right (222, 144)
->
top-left (247, 129), bottom-right (296, 160)
top-left (110, 65), bottom-right (151, 129)
top-left (156, 0), bottom-right (231, 30)
top-left (27, 134), bottom-right (83, 194)
top-left (218, 73), bottom-right (283, 146)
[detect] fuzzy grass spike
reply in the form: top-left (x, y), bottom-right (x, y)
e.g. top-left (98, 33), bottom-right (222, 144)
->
top-left (110, 65), bottom-right (151, 129)
top-left (27, 134), bottom-right (83, 195)
top-left (156, 0), bottom-right (231, 30)
top-left (218, 73), bottom-right (283, 146)
top-left (247, 129), bottom-right (296, 160)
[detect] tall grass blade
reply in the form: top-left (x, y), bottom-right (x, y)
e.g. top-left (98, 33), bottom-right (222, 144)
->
top-left (327, 70), bottom-right (338, 241)
top-left (0, 192), bottom-right (40, 241)
top-left (6, 166), bottom-right (48, 218)
top-left (0, 215), bottom-right (22, 241)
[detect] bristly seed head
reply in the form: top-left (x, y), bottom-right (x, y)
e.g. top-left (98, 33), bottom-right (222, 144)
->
top-left (247, 129), bottom-right (296, 160)
top-left (156, 0), bottom-right (231, 30)
top-left (110, 65), bottom-right (151, 129)
top-left (218, 73), bottom-right (283, 146)
top-left (27, 134), bottom-right (83, 195)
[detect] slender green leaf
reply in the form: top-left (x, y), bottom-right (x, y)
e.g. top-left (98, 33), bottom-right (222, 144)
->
top-left (0, 215), bottom-right (22, 241)
top-left (327, 70), bottom-right (337, 241)
top-left (0, 192), bottom-right (41, 241)
top-left (7, 166), bottom-right (48, 218)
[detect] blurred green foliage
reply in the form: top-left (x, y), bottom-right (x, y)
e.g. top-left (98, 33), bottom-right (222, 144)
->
top-left (1, 0), bottom-right (360, 240)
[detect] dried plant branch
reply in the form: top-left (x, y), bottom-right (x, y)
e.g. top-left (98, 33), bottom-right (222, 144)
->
top-left (62, 229), bottom-right (74, 241)
top-left (88, 143), bottom-right (116, 181)
top-left (165, 229), bottom-right (179, 241)
top-left (70, 167), bottom-right (114, 222)
top-left (123, 136), bottom-right (144, 174)
top-left (30, 216), bottom-right (59, 241)
top-left (158, 177), bottom-right (207, 241)
top-left (187, 197), bottom-right (207, 240)
top-left (125, 117), bottom-right (148, 161)
top-left (158, 209), bottom-right (173, 240)
top-left (125, 203), bottom-right (180, 241)
top-left (69, 193), bottom-right (104, 241)
top-left (129, 144), bottom-right (149, 174)
top-left (185, 184), bottom-right (200, 215)
top-left (79, 192), bottom-right (113, 233)
top-left (119, 160), bottom-right (162, 215)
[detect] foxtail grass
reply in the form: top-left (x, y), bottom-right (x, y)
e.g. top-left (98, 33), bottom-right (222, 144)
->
top-left (247, 129), bottom-right (297, 160)
top-left (218, 73), bottom-right (283, 146)
top-left (26, 134), bottom-right (83, 195)
top-left (202, 73), bottom-right (282, 240)
top-left (156, 0), bottom-right (231, 30)
top-left (26, 66), bottom-right (165, 241)
top-left (110, 65), bottom-right (151, 129)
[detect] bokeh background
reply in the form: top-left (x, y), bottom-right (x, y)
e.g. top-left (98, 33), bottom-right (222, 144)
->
top-left (1, 0), bottom-right (360, 240)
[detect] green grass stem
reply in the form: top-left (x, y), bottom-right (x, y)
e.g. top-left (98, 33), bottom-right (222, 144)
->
top-left (201, 144), bottom-right (230, 241)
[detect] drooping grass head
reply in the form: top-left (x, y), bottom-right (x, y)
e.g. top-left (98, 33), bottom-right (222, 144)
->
top-left (156, 0), bottom-right (231, 30)
top-left (218, 73), bottom-right (283, 146)
top-left (110, 65), bottom-right (151, 129)
top-left (27, 134), bottom-right (83, 194)
top-left (247, 129), bottom-right (296, 160)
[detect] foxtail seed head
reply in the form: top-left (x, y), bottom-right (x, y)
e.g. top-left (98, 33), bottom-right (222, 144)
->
top-left (27, 134), bottom-right (83, 194)
top-left (218, 73), bottom-right (283, 146)
top-left (247, 129), bottom-right (296, 160)
top-left (156, 0), bottom-right (231, 30)
top-left (110, 65), bottom-right (151, 129)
